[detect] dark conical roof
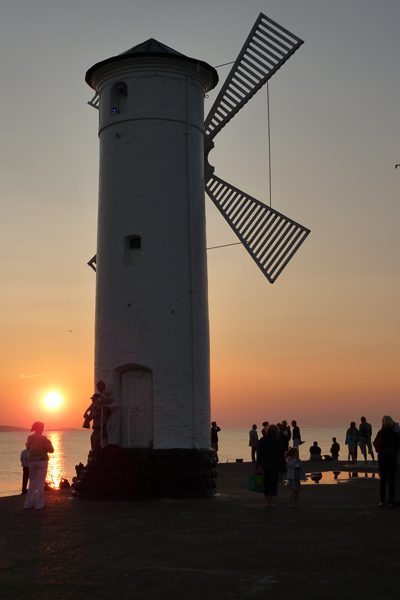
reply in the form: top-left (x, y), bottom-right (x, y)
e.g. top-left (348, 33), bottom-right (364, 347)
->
top-left (119, 38), bottom-right (186, 57)
top-left (86, 38), bottom-right (218, 89)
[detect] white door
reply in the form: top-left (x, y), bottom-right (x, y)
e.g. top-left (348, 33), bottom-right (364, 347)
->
top-left (120, 369), bottom-right (153, 448)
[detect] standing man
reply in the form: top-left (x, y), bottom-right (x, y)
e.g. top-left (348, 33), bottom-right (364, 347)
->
top-left (84, 393), bottom-right (105, 452)
top-left (291, 420), bottom-right (303, 449)
top-left (249, 424), bottom-right (259, 462)
top-left (20, 443), bottom-right (29, 494)
top-left (359, 416), bottom-right (376, 465)
top-left (279, 420), bottom-right (292, 452)
top-left (211, 421), bottom-right (221, 462)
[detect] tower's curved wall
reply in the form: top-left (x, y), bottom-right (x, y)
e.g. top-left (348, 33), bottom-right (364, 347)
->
top-left (90, 56), bottom-right (216, 450)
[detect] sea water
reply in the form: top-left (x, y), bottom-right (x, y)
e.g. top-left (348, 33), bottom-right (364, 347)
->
top-left (0, 426), bottom-right (378, 497)
top-left (0, 430), bottom-right (91, 498)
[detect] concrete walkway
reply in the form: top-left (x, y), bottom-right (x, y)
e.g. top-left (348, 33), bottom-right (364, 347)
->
top-left (0, 461), bottom-right (398, 600)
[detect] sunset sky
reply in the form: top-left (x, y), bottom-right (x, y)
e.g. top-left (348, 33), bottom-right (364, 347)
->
top-left (1, 0), bottom-right (399, 430)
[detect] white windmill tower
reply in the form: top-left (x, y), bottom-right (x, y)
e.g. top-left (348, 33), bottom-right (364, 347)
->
top-left (81, 14), bottom-right (309, 499)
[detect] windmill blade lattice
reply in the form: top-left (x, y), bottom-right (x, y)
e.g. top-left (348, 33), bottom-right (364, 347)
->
top-left (205, 13), bottom-right (304, 140)
top-left (206, 175), bottom-right (310, 283)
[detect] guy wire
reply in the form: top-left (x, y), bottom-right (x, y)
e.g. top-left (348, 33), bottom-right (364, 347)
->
top-left (267, 80), bottom-right (272, 208)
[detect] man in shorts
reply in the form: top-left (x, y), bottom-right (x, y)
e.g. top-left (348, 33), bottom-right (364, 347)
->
top-left (358, 416), bottom-right (376, 465)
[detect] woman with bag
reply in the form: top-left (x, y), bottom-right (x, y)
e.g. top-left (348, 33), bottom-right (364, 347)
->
top-left (24, 422), bottom-right (54, 510)
top-left (373, 415), bottom-right (399, 507)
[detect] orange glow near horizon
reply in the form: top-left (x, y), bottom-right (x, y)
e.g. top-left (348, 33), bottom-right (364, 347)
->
top-left (1, 4), bottom-right (399, 434)
top-left (1, 335), bottom-right (399, 432)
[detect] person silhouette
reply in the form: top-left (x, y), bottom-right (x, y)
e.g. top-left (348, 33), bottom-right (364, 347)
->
top-left (309, 441), bottom-right (322, 461)
top-left (358, 416), bottom-right (375, 465)
top-left (211, 421), bottom-right (221, 462)
top-left (20, 443), bottom-right (29, 494)
top-left (249, 424), bottom-right (259, 462)
top-left (330, 437), bottom-right (340, 461)
top-left (24, 422), bottom-right (54, 510)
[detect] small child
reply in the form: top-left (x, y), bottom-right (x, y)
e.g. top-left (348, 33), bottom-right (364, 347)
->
top-left (285, 447), bottom-right (307, 508)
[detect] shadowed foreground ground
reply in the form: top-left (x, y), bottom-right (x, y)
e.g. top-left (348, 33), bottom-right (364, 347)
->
top-left (0, 461), bottom-right (398, 600)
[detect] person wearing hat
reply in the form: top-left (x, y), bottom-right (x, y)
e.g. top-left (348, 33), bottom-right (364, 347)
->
top-left (24, 422), bottom-right (54, 510)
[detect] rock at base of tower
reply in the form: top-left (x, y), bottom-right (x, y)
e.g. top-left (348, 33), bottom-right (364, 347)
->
top-left (74, 447), bottom-right (218, 500)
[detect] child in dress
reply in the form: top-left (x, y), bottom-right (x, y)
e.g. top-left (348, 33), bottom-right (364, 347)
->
top-left (285, 446), bottom-right (307, 508)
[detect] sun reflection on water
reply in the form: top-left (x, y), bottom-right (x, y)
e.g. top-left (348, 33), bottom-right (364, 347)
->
top-left (46, 432), bottom-right (66, 489)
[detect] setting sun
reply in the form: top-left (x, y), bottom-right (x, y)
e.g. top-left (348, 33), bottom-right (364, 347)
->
top-left (45, 391), bottom-right (62, 410)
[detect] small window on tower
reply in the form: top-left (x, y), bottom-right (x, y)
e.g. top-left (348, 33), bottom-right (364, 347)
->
top-left (124, 235), bottom-right (141, 266)
top-left (130, 237), bottom-right (141, 250)
top-left (110, 81), bottom-right (128, 116)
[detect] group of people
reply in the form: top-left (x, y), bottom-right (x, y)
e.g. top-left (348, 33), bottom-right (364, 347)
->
top-left (19, 380), bottom-right (120, 510)
top-left (249, 420), bottom-right (304, 463)
top-left (252, 415), bottom-right (400, 508)
top-left (256, 423), bottom-right (307, 508)
top-left (308, 438), bottom-right (339, 461)
top-left (336, 416), bottom-right (398, 507)
top-left (302, 417), bottom-right (376, 464)
top-left (19, 410), bottom-right (400, 509)
top-left (248, 416), bottom-right (377, 465)
top-left (344, 417), bottom-right (376, 464)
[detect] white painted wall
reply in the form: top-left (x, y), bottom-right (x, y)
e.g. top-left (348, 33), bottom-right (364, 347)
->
top-left (87, 53), bottom-right (217, 449)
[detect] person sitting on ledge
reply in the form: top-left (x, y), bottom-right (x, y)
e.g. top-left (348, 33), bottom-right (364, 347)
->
top-left (330, 437), bottom-right (340, 461)
top-left (309, 441), bottom-right (322, 461)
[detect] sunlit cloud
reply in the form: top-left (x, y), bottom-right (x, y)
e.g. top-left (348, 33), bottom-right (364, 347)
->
top-left (18, 373), bottom-right (48, 379)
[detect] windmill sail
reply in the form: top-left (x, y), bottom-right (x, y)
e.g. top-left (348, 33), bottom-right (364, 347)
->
top-left (204, 13), bottom-right (308, 283)
top-left (206, 174), bottom-right (310, 283)
top-left (205, 13), bottom-right (304, 140)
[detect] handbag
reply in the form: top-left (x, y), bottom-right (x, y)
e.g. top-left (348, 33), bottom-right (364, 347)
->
top-left (82, 417), bottom-right (91, 429)
top-left (248, 474), bottom-right (265, 493)
top-left (373, 430), bottom-right (383, 453)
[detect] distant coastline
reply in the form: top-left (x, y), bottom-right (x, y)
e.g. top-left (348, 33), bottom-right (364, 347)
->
top-left (0, 426), bottom-right (79, 433)
top-left (48, 428), bottom-right (81, 432)
top-left (0, 426), bottom-right (30, 432)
